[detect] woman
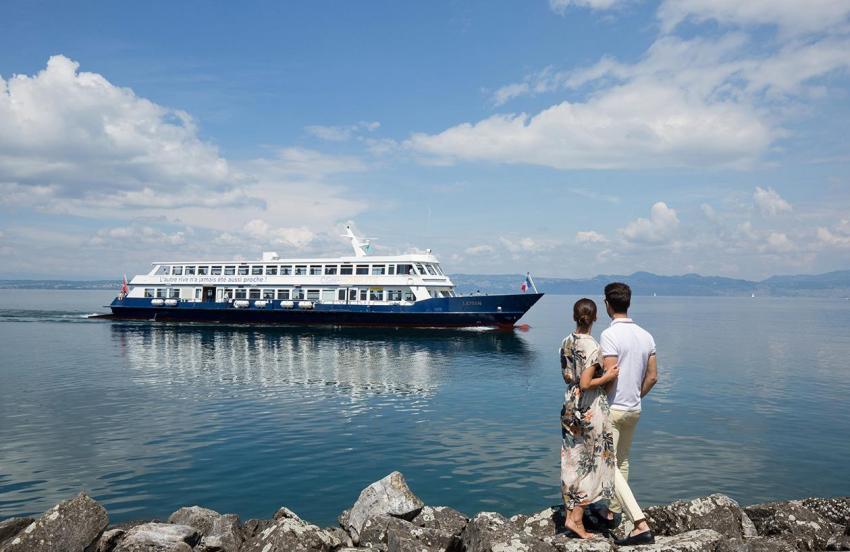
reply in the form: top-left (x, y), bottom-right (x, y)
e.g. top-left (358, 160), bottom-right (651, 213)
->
top-left (559, 298), bottom-right (619, 538)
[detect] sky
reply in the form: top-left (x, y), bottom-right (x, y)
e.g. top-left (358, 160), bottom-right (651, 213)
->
top-left (1, 0), bottom-right (849, 280)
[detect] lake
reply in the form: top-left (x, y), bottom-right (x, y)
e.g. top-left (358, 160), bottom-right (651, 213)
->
top-left (1, 290), bottom-right (849, 525)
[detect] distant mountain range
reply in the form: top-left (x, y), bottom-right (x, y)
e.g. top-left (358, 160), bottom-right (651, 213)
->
top-left (451, 270), bottom-right (850, 298)
top-left (1, 270), bottom-right (849, 297)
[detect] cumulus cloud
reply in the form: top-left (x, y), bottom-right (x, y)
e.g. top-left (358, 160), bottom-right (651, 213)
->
top-left (242, 219), bottom-right (316, 249)
top-left (576, 230), bottom-right (608, 244)
top-left (464, 244), bottom-right (495, 255)
top-left (498, 236), bottom-right (559, 253)
top-left (753, 186), bottom-right (792, 216)
top-left (817, 220), bottom-right (850, 247)
top-left (90, 225), bottom-right (187, 247)
top-left (549, 0), bottom-right (625, 14)
top-left (657, 0), bottom-right (850, 35)
top-left (305, 121), bottom-right (380, 142)
top-left (620, 202), bottom-right (679, 244)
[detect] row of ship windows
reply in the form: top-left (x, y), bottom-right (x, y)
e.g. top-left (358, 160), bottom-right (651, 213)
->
top-left (154, 263), bottom-right (445, 277)
top-left (143, 287), bottom-right (428, 302)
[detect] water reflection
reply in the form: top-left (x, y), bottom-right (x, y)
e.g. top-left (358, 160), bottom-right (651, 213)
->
top-left (110, 323), bottom-right (534, 399)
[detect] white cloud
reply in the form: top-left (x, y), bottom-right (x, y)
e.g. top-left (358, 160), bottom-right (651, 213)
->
top-left (753, 186), bottom-right (792, 216)
top-left (701, 203), bottom-right (718, 221)
top-left (620, 202), bottom-right (680, 244)
top-left (305, 121), bottom-right (380, 142)
top-left (762, 231), bottom-right (794, 253)
top-left (817, 220), bottom-right (850, 247)
top-left (576, 230), bottom-right (608, 244)
top-left (549, 0), bottom-right (625, 14)
top-left (464, 244), bottom-right (495, 255)
top-left (90, 225), bottom-right (187, 247)
top-left (498, 236), bottom-right (559, 253)
top-left (242, 219), bottom-right (316, 249)
top-left (658, 0), bottom-right (850, 35)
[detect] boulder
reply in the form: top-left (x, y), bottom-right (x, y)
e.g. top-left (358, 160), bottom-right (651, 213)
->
top-left (87, 528), bottom-right (126, 552)
top-left (113, 523), bottom-right (199, 552)
top-left (742, 536), bottom-right (797, 552)
top-left (3, 492), bottom-right (108, 552)
top-left (412, 506), bottom-right (469, 536)
top-left (645, 494), bottom-right (755, 540)
top-left (0, 517), bottom-right (34, 548)
top-left (324, 526), bottom-right (354, 548)
top-left (744, 500), bottom-right (833, 551)
top-left (542, 534), bottom-right (614, 551)
top-left (240, 514), bottom-right (342, 552)
top-left (347, 471), bottom-right (424, 544)
top-left (240, 518), bottom-right (274, 541)
top-left (618, 528), bottom-right (734, 551)
top-left (356, 514), bottom-right (459, 551)
top-left (337, 509), bottom-right (351, 529)
top-left (518, 507), bottom-right (560, 540)
top-left (167, 505), bottom-right (242, 552)
top-left (461, 511), bottom-right (558, 552)
top-left (801, 497), bottom-right (850, 526)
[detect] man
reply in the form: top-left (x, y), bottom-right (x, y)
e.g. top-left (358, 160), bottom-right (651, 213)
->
top-left (601, 282), bottom-right (658, 546)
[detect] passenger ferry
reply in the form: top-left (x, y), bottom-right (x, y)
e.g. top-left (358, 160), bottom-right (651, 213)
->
top-left (104, 228), bottom-right (543, 328)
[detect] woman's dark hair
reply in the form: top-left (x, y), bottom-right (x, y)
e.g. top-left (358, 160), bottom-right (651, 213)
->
top-left (604, 282), bottom-right (631, 313)
top-left (573, 298), bottom-right (597, 330)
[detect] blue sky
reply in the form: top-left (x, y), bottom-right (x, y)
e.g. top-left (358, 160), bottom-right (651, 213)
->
top-left (1, 0), bottom-right (849, 280)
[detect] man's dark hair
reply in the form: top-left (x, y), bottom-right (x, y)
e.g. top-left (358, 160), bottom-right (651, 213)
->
top-left (604, 282), bottom-right (631, 313)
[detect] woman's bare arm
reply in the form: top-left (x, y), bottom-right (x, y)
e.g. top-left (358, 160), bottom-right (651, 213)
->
top-left (580, 362), bottom-right (619, 391)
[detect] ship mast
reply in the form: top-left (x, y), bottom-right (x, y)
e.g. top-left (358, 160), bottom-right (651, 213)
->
top-left (343, 226), bottom-right (371, 257)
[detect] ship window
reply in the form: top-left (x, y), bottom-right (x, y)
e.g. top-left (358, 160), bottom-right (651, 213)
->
top-left (434, 265), bottom-right (444, 275)
top-left (277, 289), bottom-right (290, 300)
top-left (249, 289), bottom-right (261, 299)
top-left (223, 288), bottom-right (234, 299)
top-left (292, 288), bottom-right (305, 300)
top-left (156, 288), bottom-right (166, 298)
top-left (340, 265), bottom-right (353, 275)
top-left (425, 264), bottom-right (437, 276)
top-left (360, 289), bottom-right (368, 301)
top-left (235, 289), bottom-right (247, 299)
top-left (168, 288), bottom-right (180, 298)
top-left (415, 264), bottom-right (425, 275)
top-left (295, 265), bottom-right (307, 275)
top-left (197, 266), bottom-right (208, 275)
top-left (238, 266), bottom-right (249, 275)
top-left (262, 289), bottom-right (274, 300)
top-left (387, 289), bottom-right (402, 301)
top-left (349, 289), bottom-right (357, 300)
top-left (173, 266), bottom-right (183, 275)
top-left (388, 265), bottom-right (396, 275)
top-left (337, 289), bottom-right (346, 301)
top-left (251, 266), bottom-right (263, 275)
top-left (306, 289), bottom-right (320, 301)
top-left (371, 265), bottom-right (386, 275)
top-left (281, 265), bottom-right (292, 275)
top-left (324, 265), bottom-right (338, 275)
top-left (144, 288), bottom-right (155, 298)
top-left (403, 289), bottom-right (415, 301)
top-left (224, 266), bottom-right (235, 275)
top-left (370, 289), bottom-right (384, 301)
top-left (309, 265), bottom-right (322, 275)
top-left (356, 265), bottom-right (369, 275)
top-left (321, 289), bottom-right (335, 302)
top-left (397, 264), bottom-right (413, 275)
top-left (211, 265), bottom-right (222, 275)
top-left (155, 265), bottom-right (169, 275)
top-left (266, 265), bottom-right (278, 275)
top-left (185, 266), bottom-right (196, 275)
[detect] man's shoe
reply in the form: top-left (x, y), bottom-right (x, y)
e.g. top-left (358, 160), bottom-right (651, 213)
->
top-left (614, 530), bottom-right (655, 546)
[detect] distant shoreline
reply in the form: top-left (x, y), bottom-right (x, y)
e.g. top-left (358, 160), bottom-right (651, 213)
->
top-left (2, 270), bottom-right (850, 298)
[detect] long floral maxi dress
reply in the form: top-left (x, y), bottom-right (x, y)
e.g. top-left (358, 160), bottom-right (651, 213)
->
top-left (559, 333), bottom-right (616, 510)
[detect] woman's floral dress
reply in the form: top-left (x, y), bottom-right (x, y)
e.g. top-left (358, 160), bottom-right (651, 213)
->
top-left (559, 333), bottom-right (616, 510)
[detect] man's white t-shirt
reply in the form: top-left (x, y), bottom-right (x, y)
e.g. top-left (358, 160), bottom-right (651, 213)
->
top-left (600, 318), bottom-right (655, 412)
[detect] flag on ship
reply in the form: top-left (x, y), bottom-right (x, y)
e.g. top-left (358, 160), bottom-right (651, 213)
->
top-left (121, 274), bottom-right (129, 295)
top-left (521, 273), bottom-right (533, 293)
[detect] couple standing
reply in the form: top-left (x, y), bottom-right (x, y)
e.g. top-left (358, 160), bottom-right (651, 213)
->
top-left (559, 282), bottom-right (658, 546)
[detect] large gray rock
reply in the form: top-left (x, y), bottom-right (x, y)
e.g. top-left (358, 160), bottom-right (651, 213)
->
top-left (3, 492), bottom-right (108, 552)
top-left (347, 471), bottom-right (424, 544)
top-left (743, 536), bottom-right (797, 552)
top-left (87, 528), bottom-right (125, 552)
top-left (801, 497), bottom-right (850, 526)
top-left (543, 534), bottom-right (614, 551)
top-left (744, 500), bottom-right (833, 551)
top-left (113, 523), bottom-right (199, 552)
top-left (240, 514), bottom-right (342, 552)
top-left (461, 511), bottom-right (557, 552)
top-left (826, 532), bottom-right (850, 551)
top-left (356, 514), bottom-right (459, 552)
top-left (0, 517), bottom-right (34, 549)
top-left (618, 528), bottom-right (734, 551)
top-left (645, 494), bottom-right (755, 540)
top-left (412, 506), bottom-right (468, 536)
top-left (517, 507), bottom-right (561, 540)
top-left (167, 505), bottom-right (242, 552)
top-left (240, 518), bottom-right (274, 541)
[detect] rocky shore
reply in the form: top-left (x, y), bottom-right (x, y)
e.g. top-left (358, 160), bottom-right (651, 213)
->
top-left (1, 471), bottom-right (848, 552)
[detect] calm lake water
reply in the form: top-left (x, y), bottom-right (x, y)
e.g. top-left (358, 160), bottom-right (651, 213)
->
top-left (1, 290), bottom-right (849, 525)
